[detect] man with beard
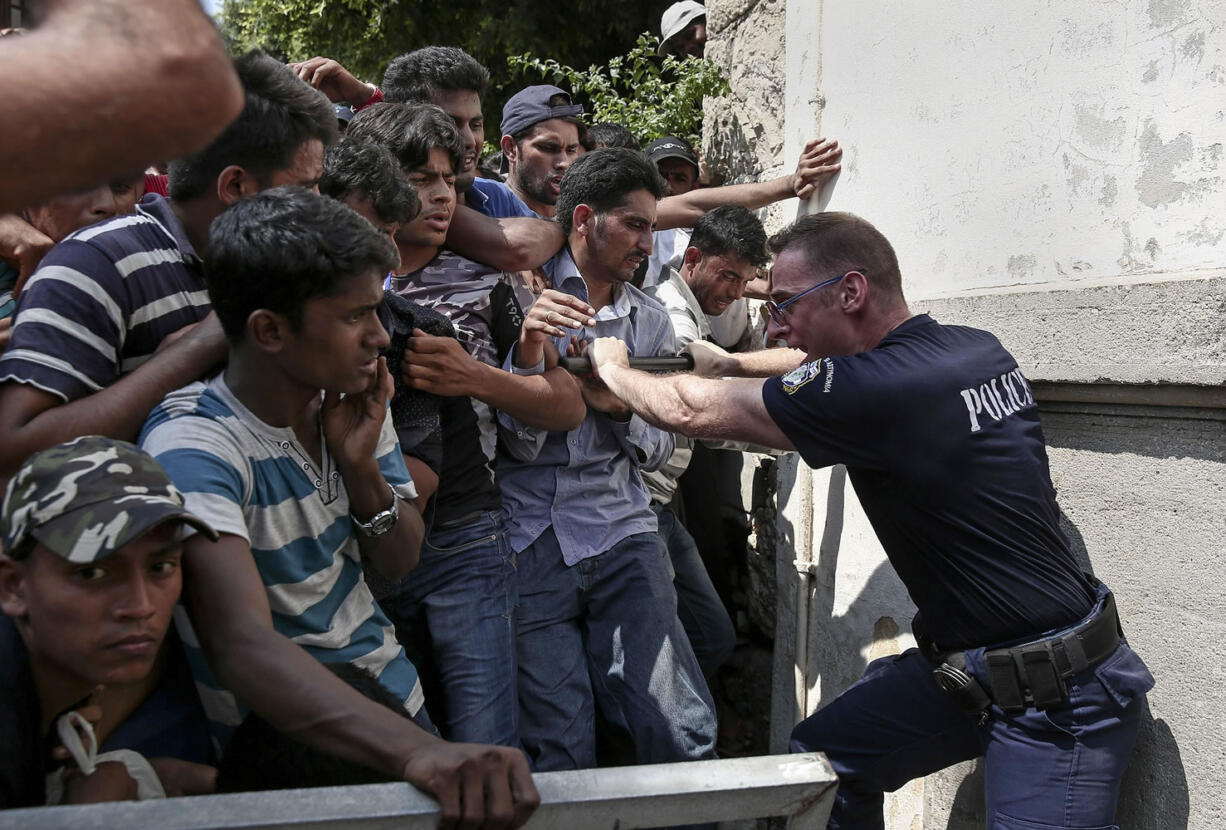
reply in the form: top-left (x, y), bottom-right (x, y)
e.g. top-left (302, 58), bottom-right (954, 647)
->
top-left (499, 86), bottom-right (588, 219)
top-left (497, 148), bottom-right (717, 771)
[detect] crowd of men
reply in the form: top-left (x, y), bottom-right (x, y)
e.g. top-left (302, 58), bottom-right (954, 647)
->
top-left (1, 2), bottom-right (1154, 829)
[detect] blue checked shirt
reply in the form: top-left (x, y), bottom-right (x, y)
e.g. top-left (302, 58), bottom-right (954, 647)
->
top-left (498, 250), bottom-right (676, 565)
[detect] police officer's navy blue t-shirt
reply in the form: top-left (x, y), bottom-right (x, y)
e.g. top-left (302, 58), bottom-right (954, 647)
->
top-left (762, 314), bottom-right (1095, 649)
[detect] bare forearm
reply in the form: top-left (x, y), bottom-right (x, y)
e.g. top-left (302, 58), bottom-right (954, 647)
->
top-left (1, 0), bottom-right (243, 213)
top-left (477, 364), bottom-right (585, 431)
top-left (0, 339), bottom-right (223, 475)
top-left (656, 177), bottom-right (792, 230)
top-left (722, 347), bottom-right (807, 378)
top-left (207, 627), bottom-right (437, 777)
top-left (600, 364), bottom-right (792, 450)
top-left (598, 365), bottom-right (709, 436)
top-left (446, 207), bottom-right (563, 271)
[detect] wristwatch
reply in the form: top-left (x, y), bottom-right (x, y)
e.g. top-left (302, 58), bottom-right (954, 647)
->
top-left (352, 483), bottom-right (399, 537)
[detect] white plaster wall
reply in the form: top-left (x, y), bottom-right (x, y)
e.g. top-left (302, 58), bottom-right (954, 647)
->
top-left (813, 0), bottom-right (1224, 299)
top-left (706, 1), bottom-right (1226, 828)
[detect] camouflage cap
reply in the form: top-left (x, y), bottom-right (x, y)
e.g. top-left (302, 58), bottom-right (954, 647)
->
top-left (0, 435), bottom-right (218, 563)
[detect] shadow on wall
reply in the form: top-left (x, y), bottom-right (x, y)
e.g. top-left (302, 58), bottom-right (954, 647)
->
top-left (780, 463), bottom-right (916, 715)
top-left (1040, 406), bottom-right (1226, 465)
top-left (942, 703), bottom-right (1189, 830)
top-left (1059, 508), bottom-right (1094, 574)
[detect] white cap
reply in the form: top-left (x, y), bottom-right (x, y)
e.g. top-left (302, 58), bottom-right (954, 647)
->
top-left (659, 1), bottom-right (706, 55)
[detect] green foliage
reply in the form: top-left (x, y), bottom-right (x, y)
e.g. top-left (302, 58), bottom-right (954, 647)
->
top-left (216, 0), bottom-right (675, 133)
top-left (508, 33), bottom-right (728, 147)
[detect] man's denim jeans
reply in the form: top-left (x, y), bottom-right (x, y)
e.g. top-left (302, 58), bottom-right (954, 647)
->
top-left (653, 502), bottom-right (736, 677)
top-left (516, 527), bottom-right (718, 771)
top-left (384, 510), bottom-right (518, 746)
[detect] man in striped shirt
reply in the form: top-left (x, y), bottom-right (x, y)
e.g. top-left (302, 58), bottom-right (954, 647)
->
top-left (141, 188), bottom-right (537, 824)
top-left (0, 51), bottom-right (337, 479)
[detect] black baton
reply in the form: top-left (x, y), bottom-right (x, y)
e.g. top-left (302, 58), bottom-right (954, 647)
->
top-left (559, 355), bottom-right (695, 374)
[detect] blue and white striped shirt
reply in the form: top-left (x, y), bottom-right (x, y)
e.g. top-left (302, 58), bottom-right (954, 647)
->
top-left (0, 194), bottom-right (211, 402)
top-left (140, 374), bottom-right (423, 742)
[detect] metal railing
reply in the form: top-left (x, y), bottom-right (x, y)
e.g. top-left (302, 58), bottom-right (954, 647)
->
top-left (1, 753), bottom-right (837, 829)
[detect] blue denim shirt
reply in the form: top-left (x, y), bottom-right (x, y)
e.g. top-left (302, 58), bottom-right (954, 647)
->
top-left (498, 250), bottom-right (676, 564)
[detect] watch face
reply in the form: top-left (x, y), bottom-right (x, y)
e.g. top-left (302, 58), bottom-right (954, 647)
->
top-left (369, 512), bottom-right (397, 535)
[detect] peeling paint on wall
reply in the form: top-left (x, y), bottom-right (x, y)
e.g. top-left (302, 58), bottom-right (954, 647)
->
top-left (1073, 101), bottom-right (1128, 150)
top-left (1100, 176), bottom-right (1119, 206)
top-left (1008, 254), bottom-right (1038, 281)
top-left (1137, 122), bottom-right (1194, 208)
top-left (1146, 0), bottom-right (1193, 30)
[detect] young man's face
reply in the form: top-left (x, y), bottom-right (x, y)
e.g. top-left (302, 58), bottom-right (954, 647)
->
top-left (280, 266), bottom-right (390, 396)
top-left (265, 139), bottom-right (326, 192)
top-left (686, 250), bottom-right (756, 316)
top-left (396, 146), bottom-right (456, 251)
top-left (656, 158), bottom-right (699, 196)
top-left (430, 89), bottom-right (484, 194)
top-left (509, 119), bottom-right (584, 214)
top-left (0, 522), bottom-right (183, 692)
top-left (584, 189), bottom-right (657, 284)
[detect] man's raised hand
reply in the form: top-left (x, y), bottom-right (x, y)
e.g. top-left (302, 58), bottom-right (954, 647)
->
top-left (290, 57), bottom-right (375, 108)
top-left (791, 138), bottom-right (842, 200)
top-left (322, 355), bottom-right (392, 471)
top-left (516, 290), bottom-right (595, 368)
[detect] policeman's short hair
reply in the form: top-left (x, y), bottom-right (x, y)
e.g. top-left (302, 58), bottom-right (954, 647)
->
top-left (556, 148), bottom-right (666, 236)
top-left (768, 212), bottom-right (904, 300)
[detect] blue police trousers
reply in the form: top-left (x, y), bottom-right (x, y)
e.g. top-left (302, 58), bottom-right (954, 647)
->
top-left (791, 594), bottom-right (1154, 829)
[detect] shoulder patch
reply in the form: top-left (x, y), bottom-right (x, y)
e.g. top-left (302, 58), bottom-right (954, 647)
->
top-left (781, 359), bottom-right (831, 395)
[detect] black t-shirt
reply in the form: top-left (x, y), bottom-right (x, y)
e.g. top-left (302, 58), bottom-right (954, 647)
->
top-left (0, 614), bottom-right (48, 809)
top-left (762, 314), bottom-right (1095, 649)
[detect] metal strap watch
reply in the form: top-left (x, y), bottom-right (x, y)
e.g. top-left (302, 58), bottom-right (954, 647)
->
top-left (352, 482), bottom-right (399, 537)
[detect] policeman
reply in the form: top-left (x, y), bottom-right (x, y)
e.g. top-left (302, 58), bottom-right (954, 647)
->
top-left (587, 211), bottom-right (1154, 829)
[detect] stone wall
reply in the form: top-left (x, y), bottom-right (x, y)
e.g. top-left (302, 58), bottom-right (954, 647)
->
top-left (704, 0), bottom-right (1226, 827)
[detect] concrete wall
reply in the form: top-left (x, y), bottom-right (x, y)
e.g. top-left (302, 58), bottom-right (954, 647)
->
top-left (704, 0), bottom-right (1225, 827)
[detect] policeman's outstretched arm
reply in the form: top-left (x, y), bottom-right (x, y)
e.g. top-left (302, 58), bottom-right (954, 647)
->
top-left (588, 336), bottom-right (794, 450)
top-left (684, 339), bottom-right (807, 378)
